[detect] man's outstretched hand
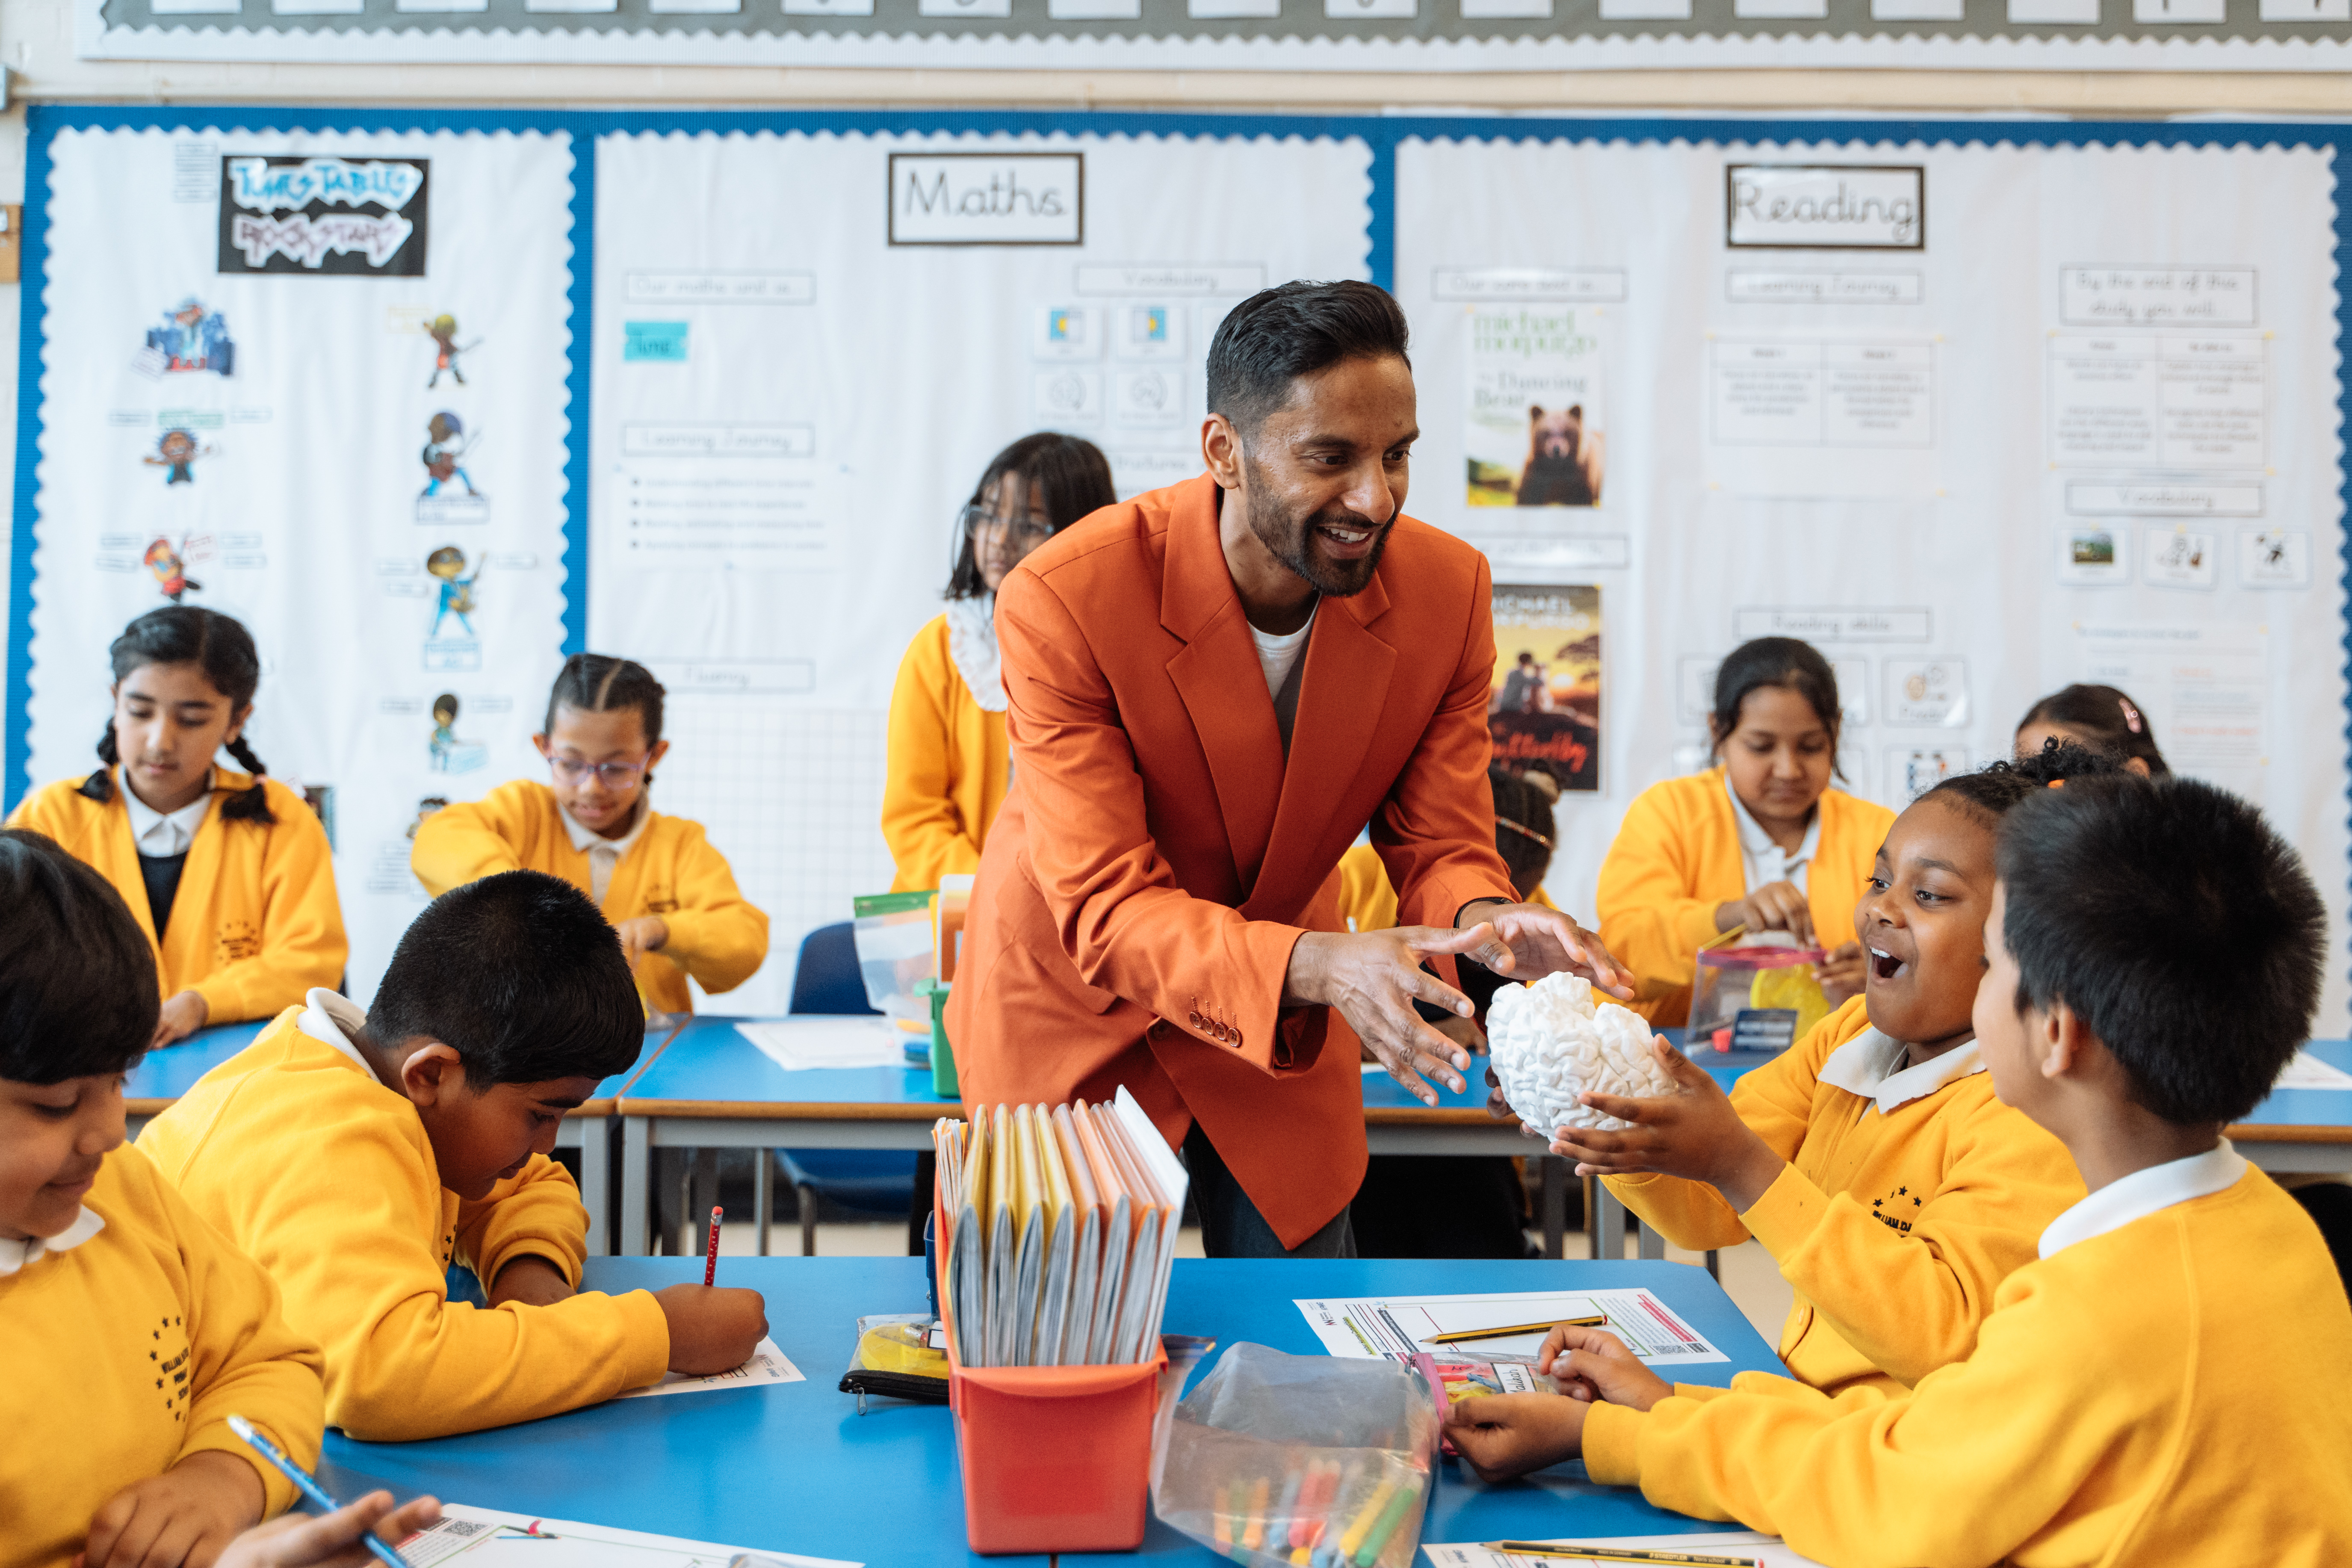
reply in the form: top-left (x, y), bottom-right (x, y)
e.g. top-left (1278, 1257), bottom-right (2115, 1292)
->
top-left (1453, 902), bottom-right (1634, 1000)
top-left (1286, 927), bottom-right (1500, 1105)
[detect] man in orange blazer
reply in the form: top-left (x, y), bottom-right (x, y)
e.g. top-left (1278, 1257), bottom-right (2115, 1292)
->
top-left (946, 282), bottom-right (1628, 1256)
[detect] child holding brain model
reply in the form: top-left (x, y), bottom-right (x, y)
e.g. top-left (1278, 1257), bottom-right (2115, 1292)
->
top-left (1499, 747), bottom-right (2110, 1397)
top-left (1596, 639), bottom-right (1894, 1029)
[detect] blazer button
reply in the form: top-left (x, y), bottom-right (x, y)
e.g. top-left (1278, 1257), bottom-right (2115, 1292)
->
top-left (1231, 1030), bottom-right (1244, 1048)
top-left (1189, 1011), bottom-right (1203, 1029)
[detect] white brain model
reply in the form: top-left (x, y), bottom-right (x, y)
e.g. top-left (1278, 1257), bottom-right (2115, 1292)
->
top-left (1486, 973), bottom-right (1678, 1134)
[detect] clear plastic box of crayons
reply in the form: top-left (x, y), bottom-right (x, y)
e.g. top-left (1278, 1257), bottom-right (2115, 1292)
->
top-left (1154, 1344), bottom-right (1438, 1568)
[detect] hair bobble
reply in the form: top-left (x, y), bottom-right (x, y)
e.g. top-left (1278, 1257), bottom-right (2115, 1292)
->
top-left (2119, 698), bottom-right (2143, 735)
top-left (2048, 778), bottom-right (2066, 789)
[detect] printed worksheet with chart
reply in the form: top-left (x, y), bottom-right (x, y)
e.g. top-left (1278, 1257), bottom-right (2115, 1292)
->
top-left (396, 1505), bottom-right (855, 1568)
top-left (1297, 1290), bottom-right (1727, 1367)
top-left (1425, 1531), bottom-right (1827, 1568)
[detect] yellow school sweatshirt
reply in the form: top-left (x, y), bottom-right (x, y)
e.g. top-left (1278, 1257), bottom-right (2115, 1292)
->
top-left (883, 612), bottom-right (1011, 894)
top-left (409, 780), bottom-right (767, 1016)
top-left (1583, 1156), bottom-right (2352, 1567)
top-left (6, 768), bottom-right (347, 1023)
top-left (137, 1003), bottom-right (670, 1441)
top-left (2, 1145), bottom-right (323, 1568)
top-left (1605, 996), bottom-right (2083, 1394)
top-left (1596, 769), bottom-right (1893, 1025)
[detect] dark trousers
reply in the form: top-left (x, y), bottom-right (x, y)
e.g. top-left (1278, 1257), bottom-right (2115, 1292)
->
top-left (1182, 1124), bottom-right (1357, 1259)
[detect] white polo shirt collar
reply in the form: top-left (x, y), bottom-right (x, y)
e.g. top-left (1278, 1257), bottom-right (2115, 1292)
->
top-left (1817, 1027), bottom-right (1987, 1113)
top-left (120, 768), bottom-right (213, 859)
top-left (0, 1203), bottom-right (104, 1277)
top-left (2039, 1140), bottom-right (2248, 1259)
top-left (1725, 771), bottom-right (1820, 896)
top-left (298, 987), bottom-right (386, 1087)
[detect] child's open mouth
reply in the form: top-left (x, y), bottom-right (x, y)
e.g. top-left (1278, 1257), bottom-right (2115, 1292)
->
top-left (1869, 946), bottom-right (1909, 982)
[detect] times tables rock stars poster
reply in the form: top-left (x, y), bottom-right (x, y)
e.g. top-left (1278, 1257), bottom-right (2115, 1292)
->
top-left (24, 127), bottom-right (576, 1002)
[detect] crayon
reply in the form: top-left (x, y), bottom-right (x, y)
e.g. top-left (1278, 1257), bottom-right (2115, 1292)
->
top-left (1352, 1476), bottom-right (1420, 1568)
top-left (1242, 1476), bottom-right (1271, 1551)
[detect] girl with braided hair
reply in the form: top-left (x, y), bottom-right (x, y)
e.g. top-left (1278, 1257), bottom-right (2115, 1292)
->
top-left (6, 607), bottom-right (345, 1046)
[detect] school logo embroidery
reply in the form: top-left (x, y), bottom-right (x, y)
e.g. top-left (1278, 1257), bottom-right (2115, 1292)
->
top-left (216, 921), bottom-right (262, 964)
top-left (1870, 1185), bottom-right (1925, 1234)
top-left (149, 1313), bottom-right (190, 1421)
top-left (646, 894), bottom-right (680, 915)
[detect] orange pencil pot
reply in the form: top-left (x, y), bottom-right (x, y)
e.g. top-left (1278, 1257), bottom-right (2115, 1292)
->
top-left (937, 1178), bottom-right (1164, 1553)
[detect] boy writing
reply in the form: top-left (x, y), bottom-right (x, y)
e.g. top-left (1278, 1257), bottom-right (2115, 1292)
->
top-left (139, 869), bottom-right (766, 1441)
top-left (1446, 776), bottom-right (2352, 1563)
top-left (0, 829), bottom-right (323, 1568)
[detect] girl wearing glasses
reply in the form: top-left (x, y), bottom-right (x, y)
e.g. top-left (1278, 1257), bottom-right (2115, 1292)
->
top-left (411, 653), bottom-right (769, 1016)
top-left (883, 433), bottom-right (1117, 892)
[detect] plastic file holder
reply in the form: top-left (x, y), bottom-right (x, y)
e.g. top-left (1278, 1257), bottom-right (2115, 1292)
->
top-left (937, 1167), bottom-right (1164, 1553)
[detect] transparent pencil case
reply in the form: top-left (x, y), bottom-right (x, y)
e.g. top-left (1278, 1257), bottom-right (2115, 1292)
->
top-left (1152, 1343), bottom-right (1438, 1568)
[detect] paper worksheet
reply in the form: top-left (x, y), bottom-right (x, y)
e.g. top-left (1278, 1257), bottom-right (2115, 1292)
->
top-left (2275, 1051), bottom-right (2352, 1091)
top-left (395, 1504), bottom-right (856, 1568)
top-left (1297, 1290), bottom-right (1728, 1367)
top-left (734, 1019), bottom-right (913, 1071)
top-left (1424, 1530), bottom-right (1826, 1568)
top-left (613, 1338), bottom-right (804, 1400)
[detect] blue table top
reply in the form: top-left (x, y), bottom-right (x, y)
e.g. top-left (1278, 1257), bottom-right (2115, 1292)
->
top-left (127, 1016), bottom-right (671, 1110)
top-left (315, 1256), bottom-right (1784, 1566)
top-left (625, 1013), bottom-right (957, 1109)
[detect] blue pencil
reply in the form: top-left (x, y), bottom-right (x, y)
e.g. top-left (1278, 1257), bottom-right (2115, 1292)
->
top-left (226, 1415), bottom-right (410, 1568)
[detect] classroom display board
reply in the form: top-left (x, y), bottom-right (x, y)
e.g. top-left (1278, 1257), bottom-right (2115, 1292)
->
top-left (9, 110), bottom-right (2350, 1026)
top-left (586, 127), bottom-right (1372, 1013)
top-left (1392, 133), bottom-right (2351, 1023)
top-left (19, 124), bottom-right (579, 1001)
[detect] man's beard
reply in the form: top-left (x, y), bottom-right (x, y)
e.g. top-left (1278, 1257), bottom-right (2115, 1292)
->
top-left (1242, 458), bottom-right (1396, 598)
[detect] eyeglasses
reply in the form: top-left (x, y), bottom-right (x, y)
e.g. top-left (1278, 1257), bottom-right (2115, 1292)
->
top-left (959, 505), bottom-right (1055, 547)
top-left (548, 754), bottom-right (650, 788)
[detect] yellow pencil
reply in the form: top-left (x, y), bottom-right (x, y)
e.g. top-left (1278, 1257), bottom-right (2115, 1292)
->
top-left (1424, 1315), bottom-right (1607, 1345)
top-left (1483, 1544), bottom-right (1759, 1567)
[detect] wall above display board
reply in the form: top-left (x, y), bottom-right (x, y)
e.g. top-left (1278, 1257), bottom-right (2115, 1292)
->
top-left (71, 0), bottom-right (2352, 71)
top-left (8, 107), bottom-right (2349, 1029)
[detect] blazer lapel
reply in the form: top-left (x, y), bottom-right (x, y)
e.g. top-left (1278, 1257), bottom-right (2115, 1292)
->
top-left (1160, 477), bottom-right (1285, 894)
top-left (1247, 570), bottom-right (1397, 920)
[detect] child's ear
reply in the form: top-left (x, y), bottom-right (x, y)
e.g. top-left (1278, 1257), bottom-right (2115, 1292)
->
top-left (646, 738), bottom-right (671, 773)
top-left (224, 701), bottom-right (254, 744)
top-left (2038, 999), bottom-right (2084, 1082)
top-left (530, 734), bottom-right (551, 759)
top-left (398, 1042), bottom-right (471, 1108)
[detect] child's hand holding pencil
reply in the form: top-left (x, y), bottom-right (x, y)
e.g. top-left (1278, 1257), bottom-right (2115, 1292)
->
top-left (1536, 1326), bottom-right (1672, 1410)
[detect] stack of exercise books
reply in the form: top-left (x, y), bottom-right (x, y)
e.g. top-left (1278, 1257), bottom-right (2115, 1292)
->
top-left (932, 1087), bottom-right (1188, 1368)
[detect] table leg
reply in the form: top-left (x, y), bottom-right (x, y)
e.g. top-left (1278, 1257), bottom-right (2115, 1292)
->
top-left (621, 1117), bottom-right (650, 1258)
top-left (579, 1118), bottom-right (611, 1258)
top-left (1594, 1178), bottom-right (1627, 1260)
top-left (1539, 1156), bottom-right (1566, 1261)
top-left (755, 1151), bottom-right (773, 1258)
top-left (1637, 1219), bottom-right (1665, 1261)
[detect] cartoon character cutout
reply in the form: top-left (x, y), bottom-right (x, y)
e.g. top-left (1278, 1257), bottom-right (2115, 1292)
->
top-left (426, 315), bottom-right (479, 389)
top-left (430, 694), bottom-right (464, 771)
top-left (143, 536), bottom-right (207, 602)
top-left (420, 412), bottom-right (480, 498)
top-left (145, 428), bottom-right (213, 486)
top-left (425, 545), bottom-right (486, 637)
top-left (145, 298), bottom-right (235, 376)
top-left (406, 796), bottom-right (450, 842)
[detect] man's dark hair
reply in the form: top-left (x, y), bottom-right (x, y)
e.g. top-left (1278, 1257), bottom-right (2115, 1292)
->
top-left (368, 869), bottom-right (643, 1089)
top-left (0, 829), bottom-right (159, 1083)
top-left (1996, 775), bottom-right (2324, 1125)
top-left (1206, 281), bottom-right (1410, 436)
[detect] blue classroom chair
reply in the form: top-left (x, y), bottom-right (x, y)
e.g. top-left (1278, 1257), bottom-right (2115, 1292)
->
top-left (773, 921), bottom-right (923, 1255)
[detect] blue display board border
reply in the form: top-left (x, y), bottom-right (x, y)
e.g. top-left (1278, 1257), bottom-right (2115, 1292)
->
top-left (10, 107), bottom-right (2348, 998)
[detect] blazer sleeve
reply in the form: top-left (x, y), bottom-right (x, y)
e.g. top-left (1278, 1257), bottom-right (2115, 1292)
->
top-left (190, 803), bottom-right (348, 1023)
top-left (654, 824), bottom-right (769, 996)
top-left (996, 568), bottom-right (1304, 1073)
top-left (882, 624), bottom-right (984, 894)
top-left (455, 1154), bottom-right (592, 1288)
top-left (1596, 783), bottom-right (1729, 1007)
top-left (410, 790), bottom-right (531, 896)
top-left (1369, 552), bottom-right (1520, 929)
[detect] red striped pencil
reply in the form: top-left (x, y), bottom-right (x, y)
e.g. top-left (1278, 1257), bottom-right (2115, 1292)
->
top-left (703, 1205), bottom-right (723, 1286)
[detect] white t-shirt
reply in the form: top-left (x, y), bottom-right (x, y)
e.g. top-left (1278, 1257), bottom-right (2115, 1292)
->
top-left (1250, 605), bottom-right (1317, 699)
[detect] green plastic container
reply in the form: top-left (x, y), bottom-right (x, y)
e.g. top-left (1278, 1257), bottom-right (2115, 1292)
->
top-left (918, 977), bottom-right (957, 1098)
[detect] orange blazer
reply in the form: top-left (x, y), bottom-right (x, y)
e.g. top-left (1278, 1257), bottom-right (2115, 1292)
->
top-left (945, 473), bottom-right (1518, 1248)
